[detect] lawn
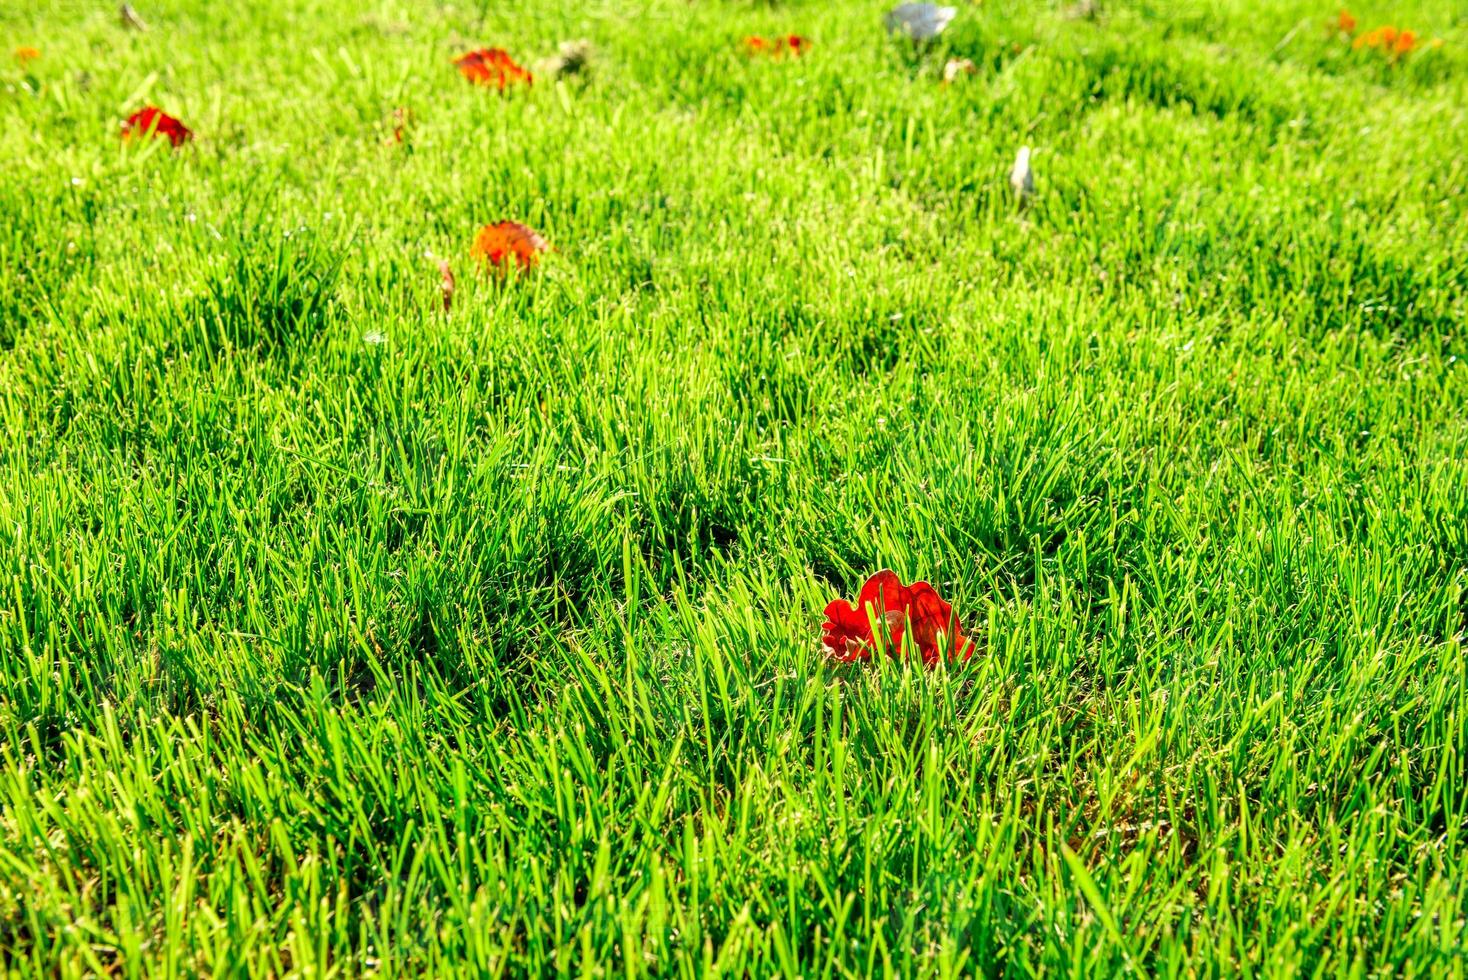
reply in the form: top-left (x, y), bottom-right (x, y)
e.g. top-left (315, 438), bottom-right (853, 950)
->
top-left (2, 0), bottom-right (1466, 974)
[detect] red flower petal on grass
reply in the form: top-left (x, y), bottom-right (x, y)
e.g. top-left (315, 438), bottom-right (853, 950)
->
top-left (821, 570), bottom-right (974, 666)
top-left (822, 570), bottom-right (908, 663)
top-left (471, 221), bottom-right (549, 271)
top-left (122, 106), bottom-right (191, 147)
top-left (743, 35), bottom-right (812, 57)
top-left (454, 48), bottom-right (533, 90)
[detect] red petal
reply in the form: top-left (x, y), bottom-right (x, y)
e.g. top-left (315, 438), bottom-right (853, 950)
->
top-left (122, 106), bottom-right (191, 147)
top-left (905, 582), bottom-right (972, 665)
top-left (856, 569), bottom-right (909, 614)
top-left (454, 48), bottom-right (533, 90)
top-left (822, 570), bottom-right (909, 662)
top-left (821, 596), bottom-right (874, 662)
top-left (471, 221), bottom-right (550, 271)
top-left (821, 571), bottom-right (973, 666)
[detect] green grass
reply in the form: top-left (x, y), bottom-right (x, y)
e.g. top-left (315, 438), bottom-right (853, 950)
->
top-left (2, 0), bottom-right (1467, 974)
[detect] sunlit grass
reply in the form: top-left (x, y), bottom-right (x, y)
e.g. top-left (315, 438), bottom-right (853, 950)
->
top-left (1, 0), bottom-right (1465, 974)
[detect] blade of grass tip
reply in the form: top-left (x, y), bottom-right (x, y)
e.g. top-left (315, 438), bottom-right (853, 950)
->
top-left (118, 73), bottom-right (159, 115)
top-left (1059, 843), bottom-right (1131, 960)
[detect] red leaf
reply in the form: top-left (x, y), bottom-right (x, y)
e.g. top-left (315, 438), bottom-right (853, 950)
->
top-left (122, 106), bottom-right (191, 147)
top-left (454, 48), bottom-right (533, 90)
top-left (471, 221), bottom-right (549, 272)
top-left (821, 570), bottom-right (973, 666)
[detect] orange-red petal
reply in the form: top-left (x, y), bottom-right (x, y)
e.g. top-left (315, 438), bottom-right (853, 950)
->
top-left (471, 221), bottom-right (550, 271)
top-left (454, 48), bottom-right (532, 89)
top-left (744, 35), bottom-right (811, 57)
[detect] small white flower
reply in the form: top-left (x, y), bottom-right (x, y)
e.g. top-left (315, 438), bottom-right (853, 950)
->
top-left (942, 58), bottom-right (977, 83)
top-left (536, 39), bottom-right (593, 79)
top-left (363, 331), bottom-right (387, 345)
top-left (1010, 146), bottom-right (1034, 201)
top-left (885, 4), bottom-right (957, 42)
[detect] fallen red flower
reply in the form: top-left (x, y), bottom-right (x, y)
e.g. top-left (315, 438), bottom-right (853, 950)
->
top-left (471, 221), bottom-right (549, 271)
top-left (743, 35), bottom-right (811, 57)
top-left (454, 48), bottom-right (533, 90)
top-left (821, 570), bottom-right (974, 666)
top-left (784, 34), bottom-right (812, 56)
top-left (121, 106), bottom-right (191, 147)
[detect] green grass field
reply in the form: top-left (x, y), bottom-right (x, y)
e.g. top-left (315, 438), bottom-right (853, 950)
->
top-left (2, 0), bottom-right (1467, 974)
